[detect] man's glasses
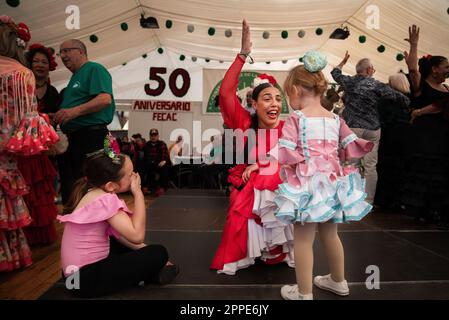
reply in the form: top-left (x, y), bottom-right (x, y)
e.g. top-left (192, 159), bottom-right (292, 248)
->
top-left (57, 47), bottom-right (81, 56)
top-left (150, 133), bottom-right (158, 136)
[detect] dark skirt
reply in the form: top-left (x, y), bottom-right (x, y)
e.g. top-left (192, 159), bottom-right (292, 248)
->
top-left (400, 114), bottom-right (449, 223)
top-left (375, 123), bottom-right (412, 209)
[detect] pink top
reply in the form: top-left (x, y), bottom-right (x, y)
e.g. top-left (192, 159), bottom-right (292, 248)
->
top-left (277, 111), bottom-right (374, 187)
top-left (57, 193), bottom-right (132, 275)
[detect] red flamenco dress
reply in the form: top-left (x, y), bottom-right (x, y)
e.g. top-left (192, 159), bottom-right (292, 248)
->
top-left (0, 56), bottom-right (58, 272)
top-left (17, 84), bottom-right (60, 245)
top-left (210, 55), bottom-right (294, 275)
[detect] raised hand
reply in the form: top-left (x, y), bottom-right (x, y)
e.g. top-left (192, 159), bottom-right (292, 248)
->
top-left (240, 19), bottom-right (252, 55)
top-left (402, 24), bottom-right (421, 92)
top-left (405, 25), bottom-right (420, 46)
top-left (337, 51), bottom-right (350, 69)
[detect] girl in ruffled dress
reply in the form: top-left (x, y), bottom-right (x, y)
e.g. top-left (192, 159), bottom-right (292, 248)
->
top-left (274, 51), bottom-right (374, 300)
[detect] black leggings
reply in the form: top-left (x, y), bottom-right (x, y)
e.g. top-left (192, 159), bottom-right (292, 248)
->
top-left (67, 238), bottom-right (169, 298)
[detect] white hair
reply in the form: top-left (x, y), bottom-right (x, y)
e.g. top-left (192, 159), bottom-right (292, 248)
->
top-left (388, 73), bottom-right (410, 94)
top-left (356, 58), bottom-right (371, 74)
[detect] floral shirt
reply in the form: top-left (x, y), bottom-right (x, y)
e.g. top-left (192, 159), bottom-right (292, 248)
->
top-left (331, 67), bottom-right (410, 130)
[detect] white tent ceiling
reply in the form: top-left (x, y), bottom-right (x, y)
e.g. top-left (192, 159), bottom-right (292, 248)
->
top-left (2, 0), bottom-right (449, 84)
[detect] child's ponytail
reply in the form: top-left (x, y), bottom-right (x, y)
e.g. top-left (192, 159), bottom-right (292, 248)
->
top-left (62, 178), bottom-right (91, 215)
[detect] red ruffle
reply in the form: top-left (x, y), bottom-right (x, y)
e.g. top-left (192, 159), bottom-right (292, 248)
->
top-left (212, 159), bottom-right (284, 270)
top-left (0, 168), bottom-right (28, 197)
top-left (0, 229), bottom-right (32, 272)
top-left (253, 162), bottom-right (282, 191)
top-left (210, 178), bottom-right (254, 270)
top-left (0, 168), bottom-right (32, 230)
top-left (0, 193), bottom-right (32, 229)
top-left (17, 155), bottom-right (58, 245)
top-left (5, 112), bottom-right (59, 156)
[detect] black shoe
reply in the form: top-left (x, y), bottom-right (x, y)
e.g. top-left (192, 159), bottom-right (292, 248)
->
top-left (157, 265), bottom-right (180, 285)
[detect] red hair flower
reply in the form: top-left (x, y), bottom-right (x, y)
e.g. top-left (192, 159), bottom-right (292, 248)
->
top-left (253, 73), bottom-right (277, 88)
top-left (29, 43), bottom-right (58, 71)
top-left (258, 74), bottom-right (277, 85)
top-left (17, 22), bottom-right (31, 42)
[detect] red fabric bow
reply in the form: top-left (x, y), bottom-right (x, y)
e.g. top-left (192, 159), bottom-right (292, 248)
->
top-left (258, 73), bottom-right (277, 85)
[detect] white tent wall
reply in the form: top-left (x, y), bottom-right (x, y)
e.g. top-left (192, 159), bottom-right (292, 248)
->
top-left (2, 0), bottom-right (449, 149)
top-left (81, 48), bottom-right (294, 150)
top-left (3, 0), bottom-right (448, 84)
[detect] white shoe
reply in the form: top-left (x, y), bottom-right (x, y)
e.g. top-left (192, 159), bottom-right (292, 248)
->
top-left (280, 285), bottom-right (313, 300)
top-left (313, 274), bottom-right (349, 296)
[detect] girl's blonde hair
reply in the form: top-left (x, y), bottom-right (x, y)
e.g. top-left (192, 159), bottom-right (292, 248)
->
top-left (284, 65), bottom-right (328, 97)
top-left (388, 73), bottom-right (410, 94)
top-left (0, 23), bottom-right (27, 66)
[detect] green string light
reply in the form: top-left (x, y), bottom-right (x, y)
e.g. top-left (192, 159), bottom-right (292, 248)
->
top-left (120, 23), bottom-right (128, 31)
top-left (208, 27), bottom-right (216, 36)
top-left (90, 35), bottom-right (98, 43)
top-left (166, 20), bottom-right (173, 29)
top-left (157, 48), bottom-right (164, 54)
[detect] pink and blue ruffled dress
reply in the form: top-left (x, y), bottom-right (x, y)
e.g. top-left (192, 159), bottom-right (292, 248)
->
top-left (274, 110), bottom-right (374, 224)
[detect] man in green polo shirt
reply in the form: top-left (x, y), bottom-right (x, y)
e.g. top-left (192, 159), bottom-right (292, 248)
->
top-left (53, 39), bottom-right (115, 203)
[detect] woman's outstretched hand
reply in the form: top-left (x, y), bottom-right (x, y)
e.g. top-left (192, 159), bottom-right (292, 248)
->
top-left (337, 51), bottom-right (350, 69)
top-left (404, 25), bottom-right (420, 46)
top-left (242, 163), bottom-right (258, 183)
top-left (240, 18), bottom-right (252, 55)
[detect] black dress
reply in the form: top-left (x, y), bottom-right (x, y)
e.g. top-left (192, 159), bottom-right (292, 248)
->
top-left (375, 95), bottom-right (411, 208)
top-left (401, 81), bottom-right (449, 224)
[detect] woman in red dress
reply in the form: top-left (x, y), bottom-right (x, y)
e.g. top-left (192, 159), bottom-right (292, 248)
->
top-left (17, 43), bottom-right (60, 245)
top-left (210, 20), bottom-right (294, 275)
